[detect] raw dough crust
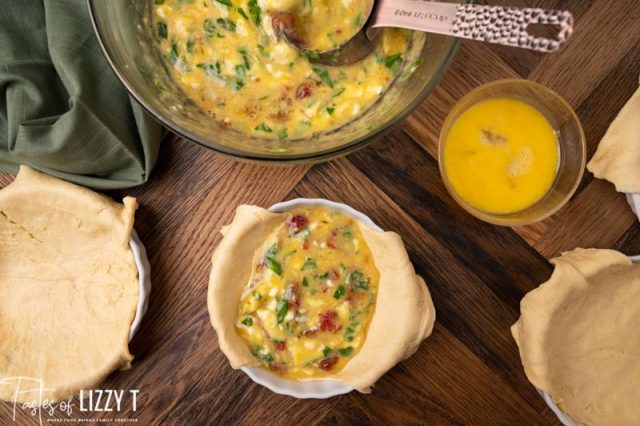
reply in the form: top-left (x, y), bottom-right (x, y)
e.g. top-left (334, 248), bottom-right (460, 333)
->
top-left (512, 248), bottom-right (640, 426)
top-left (587, 81), bottom-right (640, 193)
top-left (208, 205), bottom-right (435, 392)
top-left (0, 166), bottom-right (139, 404)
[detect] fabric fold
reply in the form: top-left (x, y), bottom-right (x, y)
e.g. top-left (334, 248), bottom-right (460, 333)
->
top-left (0, 0), bottom-right (163, 189)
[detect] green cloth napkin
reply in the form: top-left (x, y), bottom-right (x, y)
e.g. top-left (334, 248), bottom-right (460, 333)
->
top-left (0, 0), bottom-right (163, 189)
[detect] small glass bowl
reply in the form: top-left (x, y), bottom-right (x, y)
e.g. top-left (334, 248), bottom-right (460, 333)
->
top-left (438, 79), bottom-right (586, 226)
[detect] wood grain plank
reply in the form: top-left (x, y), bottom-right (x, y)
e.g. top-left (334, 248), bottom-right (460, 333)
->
top-left (531, 178), bottom-right (637, 258)
top-left (332, 325), bottom-right (556, 425)
top-left (529, 0), bottom-right (640, 107)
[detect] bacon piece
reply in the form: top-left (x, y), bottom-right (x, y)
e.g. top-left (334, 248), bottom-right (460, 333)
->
top-left (286, 214), bottom-right (308, 234)
top-left (328, 269), bottom-right (341, 281)
top-left (303, 328), bottom-right (318, 337)
top-left (270, 12), bottom-right (307, 46)
top-left (269, 363), bottom-right (286, 374)
top-left (296, 83), bottom-right (313, 99)
top-left (302, 239), bottom-right (310, 250)
top-left (280, 84), bottom-right (292, 97)
top-left (287, 282), bottom-right (301, 311)
top-left (319, 311), bottom-right (342, 333)
top-left (327, 229), bottom-right (338, 249)
top-left (319, 356), bottom-right (339, 371)
top-left (270, 12), bottom-right (295, 34)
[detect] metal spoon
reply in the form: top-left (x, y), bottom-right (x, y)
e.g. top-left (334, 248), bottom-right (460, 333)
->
top-left (274, 1), bottom-right (574, 66)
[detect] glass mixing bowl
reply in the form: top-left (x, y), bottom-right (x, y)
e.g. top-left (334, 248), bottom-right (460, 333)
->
top-left (87, 0), bottom-right (464, 162)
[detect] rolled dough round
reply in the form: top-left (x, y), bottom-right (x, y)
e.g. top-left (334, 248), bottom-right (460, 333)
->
top-left (0, 166), bottom-right (139, 404)
top-left (512, 248), bottom-right (640, 425)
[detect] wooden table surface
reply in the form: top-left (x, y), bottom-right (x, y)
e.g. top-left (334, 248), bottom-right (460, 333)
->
top-left (2, 0), bottom-right (640, 424)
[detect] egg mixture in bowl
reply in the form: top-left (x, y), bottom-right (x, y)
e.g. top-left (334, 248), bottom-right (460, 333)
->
top-left (88, 0), bottom-right (463, 160)
top-left (154, 0), bottom-right (408, 140)
top-left (236, 207), bottom-right (379, 378)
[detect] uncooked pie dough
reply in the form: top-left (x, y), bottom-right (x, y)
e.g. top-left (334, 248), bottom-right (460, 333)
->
top-left (0, 166), bottom-right (139, 404)
top-left (512, 248), bottom-right (640, 425)
top-left (587, 80), bottom-right (640, 193)
top-left (208, 204), bottom-right (435, 392)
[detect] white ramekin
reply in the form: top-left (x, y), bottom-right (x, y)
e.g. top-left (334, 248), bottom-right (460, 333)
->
top-left (128, 230), bottom-right (152, 342)
top-left (239, 198), bottom-right (382, 399)
top-left (538, 254), bottom-right (640, 426)
top-left (626, 194), bottom-right (640, 221)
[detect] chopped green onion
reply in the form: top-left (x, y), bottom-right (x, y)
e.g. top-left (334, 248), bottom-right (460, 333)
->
top-left (238, 48), bottom-right (251, 69)
top-left (403, 58), bottom-right (423, 78)
top-left (333, 285), bottom-right (346, 299)
top-left (302, 49), bottom-right (320, 60)
top-left (277, 128), bottom-right (288, 140)
top-left (168, 42), bottom-right (179, 64)
top-left (157, 21), bottom-right (168, 39)
top-left (236, 7), bottom-right (249, 19)
top-left (196, 62), bottom-right (224, 80)
top-left (255, 122), bottom-right (272, 132)
top-left (266, 244), bottom-right (278, 258)
top-left (251, 346), bottom-right (273, 362)
top-left (312, 66), bottom-right (334, 88)
top-left (265, 256), bottom-right (282, 275)
top-left (241, 317), bottom-right (253, 326)
top-left (217, 18), bottom-right (236, 32)
top-left (354, 13), bottom-right (362, 28)
top-left (347, 270), bottom-right (368, 290)
top-left (276, 298), bottom-right (288, 323)
top-left (302, 257), bottom-right (316, 270)
top-left (383, 53), bottom-right (403, 71)
top-left (316, 271), bottom-right (329, 280)
top-left (235, 64), bottom-right (247, 79)
top-left (338, 346), bottom-right (353, 356)
top-left (248, 0), bottom-right (261, 25)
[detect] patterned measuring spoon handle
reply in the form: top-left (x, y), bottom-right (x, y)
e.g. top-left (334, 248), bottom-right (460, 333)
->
top-left (370, 0), bottom-right (574, 53)
top-left (451, 4), bottom-right (574, 53)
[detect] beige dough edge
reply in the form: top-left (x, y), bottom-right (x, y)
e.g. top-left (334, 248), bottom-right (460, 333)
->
top-left (587, 83), bottom-right (640, 193)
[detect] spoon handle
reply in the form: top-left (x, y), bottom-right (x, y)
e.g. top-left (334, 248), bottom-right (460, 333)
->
top-left (369, 1), bottom-right (573, 53)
